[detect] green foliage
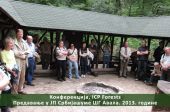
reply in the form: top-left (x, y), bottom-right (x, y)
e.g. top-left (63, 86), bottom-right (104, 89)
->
top-left (17, 0), bottom-right (170, 16)
top-left (16, 0), bottom-right (170, 57)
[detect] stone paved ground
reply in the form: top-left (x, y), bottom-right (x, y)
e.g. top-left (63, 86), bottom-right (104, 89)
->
top-left (10, 74), bottom-right (157, 112)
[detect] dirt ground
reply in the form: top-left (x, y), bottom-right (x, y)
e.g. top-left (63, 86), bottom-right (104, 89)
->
top-left (9, 74), bottom-right (157, 112)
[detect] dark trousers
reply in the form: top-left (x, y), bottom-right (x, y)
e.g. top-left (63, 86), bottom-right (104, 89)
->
top-left (80, 58), bottom-right (88, 75)
top-left (161, 70), bottom-right (170, 81)
top-left (131, 60), bottom-right (137, 72)
top-left (56, 60), bottom-right (66, 80)
top-left (87, 65), bottom-right (92, 73)
top-left (149, 75), bottom-right (160, 83)
top-left (26, 57), bottom-right (35, 84)
top-left (136, 60), bottom-right (147, 80)
top-left (41, 54), bottom-right (50, 69)
top-left (91, 56), bottom-right (96, 68)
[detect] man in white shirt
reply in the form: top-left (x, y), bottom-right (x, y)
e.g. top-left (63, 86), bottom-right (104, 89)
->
top-left (119, 41), bottom-right (131, 78)
top-left (26, 35), bottom-right (36, 86)
top-left (160, 47), bottom-right (170, 81)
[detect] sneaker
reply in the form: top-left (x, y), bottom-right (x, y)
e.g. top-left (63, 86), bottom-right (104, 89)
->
top-left (81, 74), bottom-right (84, 78)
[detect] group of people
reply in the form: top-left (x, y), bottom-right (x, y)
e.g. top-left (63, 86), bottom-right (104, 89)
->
top-left (55, 41), bottom-right (95, 81)
top-left (54, 39), bottom-right (113, 81)
top-left (1, 29), bottom-right (170, 112)
top-left (0, 29), bottom-right (39, 112)
top-left (119, 40), bottom-right (170, 85)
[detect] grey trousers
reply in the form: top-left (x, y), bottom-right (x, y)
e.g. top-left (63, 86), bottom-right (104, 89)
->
top-left (120, 59), bottom-right (129, 76)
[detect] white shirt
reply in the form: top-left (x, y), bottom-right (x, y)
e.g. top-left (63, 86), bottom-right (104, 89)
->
top-left (120, 47), bottom-right (131, 60)
top-left (56, 47), bottom-right (68, 60)
top-left (79, 48), bottom-right (90, 57)
top-left (27, 42), bottom-right (36, 58)
top-left (68, 48), bottom-right (78, 61)
top-left (160, 54), bottom-right (170, 65)
top-left (68, 48), bottom-right (78, 56)
top-left (0, 69), bottom-right (10, 91)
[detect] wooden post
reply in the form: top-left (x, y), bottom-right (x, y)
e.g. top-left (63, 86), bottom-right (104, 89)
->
top-left (1, 29), bottom-right (5, 40)
top-left (84, 34), bottom-right (87, 42)
top-left (118, 37), bottom-right (124, 71)
top-left (119, 37), bottom-right (124, 57)
top-left (148, 38), bottom-right (151, 51)
top-left (55, 31), bottom-right (60, 46)
top-left (110, 36), bottom-right (115, 61)
top-left (23, 29), bottom-right (28, 40)
top-left (86, 34), bottom-right (90, 46)
top-left (124, 37), bottom-right (127, 43)
top-left (50, 31), bottom-right (54, 65)
top-left (96, 35), bottom-right (101, 69)
top-left (4, 29), bottom-right (10, 38)
top-left (162, 39), bottom-right (165, 47)
top-left (120, 37), bottom-right (124, 48)
top-left (0, 30), bottom-right (1, 39)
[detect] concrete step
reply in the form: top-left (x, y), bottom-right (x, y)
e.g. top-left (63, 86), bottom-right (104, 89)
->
top-left (34, 65), bottom-right (55, 77)
top-left (34, 70), bottom-right (55, 77)
top-left (34, 65), bottom-right (118, 77)
top-left (92, 68), bottom-right (118, 75)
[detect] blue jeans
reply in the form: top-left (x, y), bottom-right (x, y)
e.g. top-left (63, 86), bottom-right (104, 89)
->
top-left (26, 57), bottom-right (35, 84)
top-left (68, 60), bottom-right (79, 79)
top-left (103, 55), bottom-right (110, 68)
